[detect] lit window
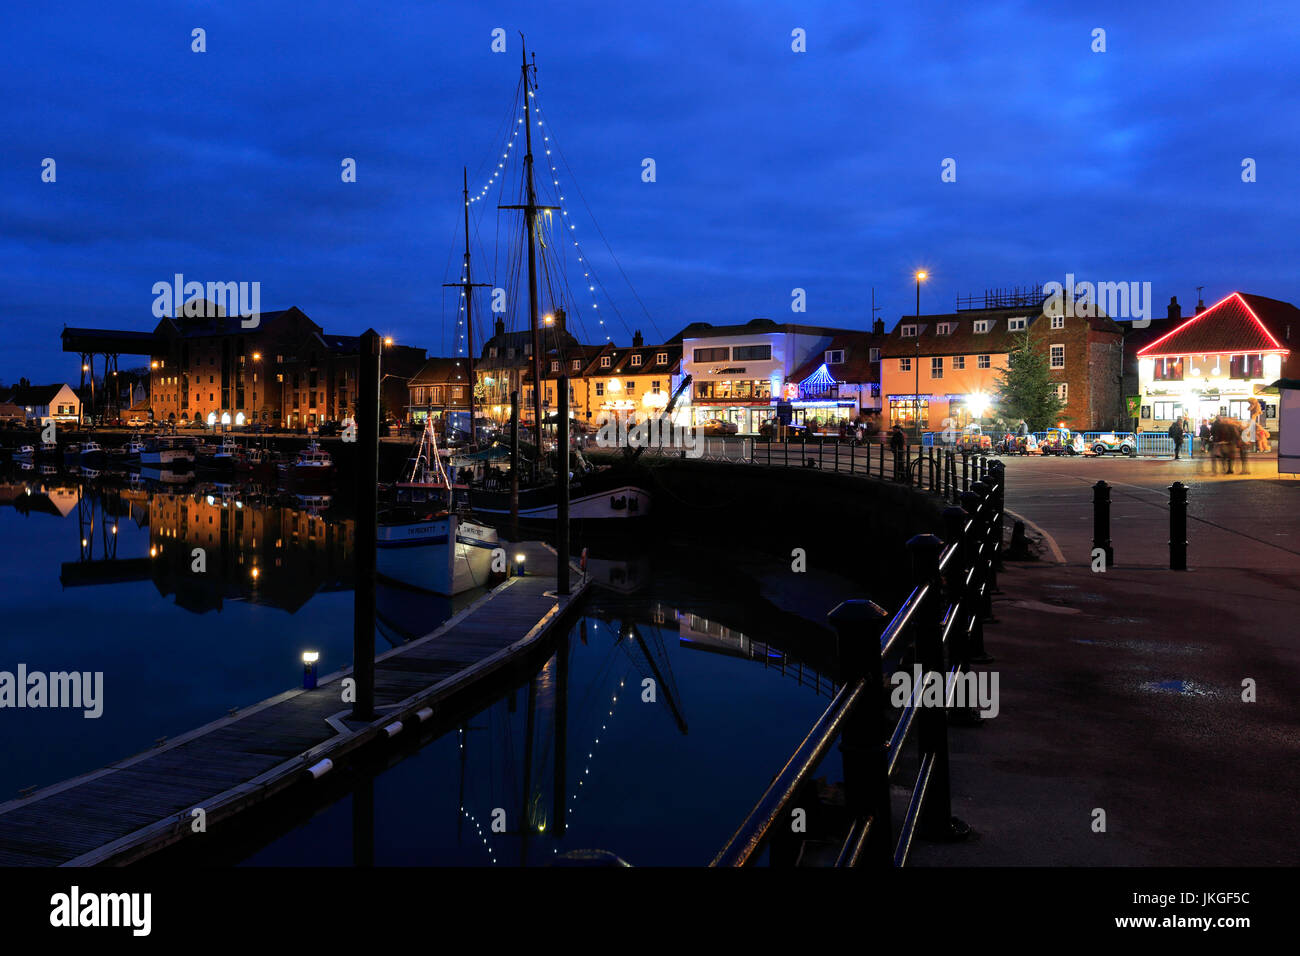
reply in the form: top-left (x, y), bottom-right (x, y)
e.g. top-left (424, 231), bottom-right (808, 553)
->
top-left (550, 361), bottom-right (559, 372)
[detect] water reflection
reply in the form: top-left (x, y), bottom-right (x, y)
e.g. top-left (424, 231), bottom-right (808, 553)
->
top-left (230, 564), bottom-right (848, 867)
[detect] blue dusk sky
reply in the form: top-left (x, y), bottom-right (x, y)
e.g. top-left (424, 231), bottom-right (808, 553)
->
top-left (3, 1), bottom-right (1298, 383)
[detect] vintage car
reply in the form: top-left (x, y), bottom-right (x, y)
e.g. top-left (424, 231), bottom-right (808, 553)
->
top-left (699, 418), bottom-right (739, 436)
top-left (1038, 427), bottom-right (1084, 456)
top-left (1088, 432), bottom-right (1136, 457)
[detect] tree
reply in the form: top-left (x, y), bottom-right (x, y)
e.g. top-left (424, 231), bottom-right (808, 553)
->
top-left (994, 332), bottom-right (1065, 429)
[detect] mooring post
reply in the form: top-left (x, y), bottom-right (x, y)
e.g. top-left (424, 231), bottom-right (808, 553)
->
top-left (908, 534), bottom-right (968, 842)
top-left (509, 390), bottom-right (520, 542)
top-left (351, 328), bottom-right (379, 721)
top-left (1092, 479), bottom-right (1114, 569)
top-left (1170, 481), bottom-right (1188, 570)
top-left (556, 375), bottom-right (570, 595)
top-left (827, 598), bottom-right (893, 866)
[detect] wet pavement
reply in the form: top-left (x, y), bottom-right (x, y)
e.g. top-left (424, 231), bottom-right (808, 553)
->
top-left (911, 455), bottom-right (1300, 865)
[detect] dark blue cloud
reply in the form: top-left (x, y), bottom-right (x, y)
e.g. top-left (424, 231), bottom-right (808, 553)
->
top-left (2, 0), bottom-right (1297, 382)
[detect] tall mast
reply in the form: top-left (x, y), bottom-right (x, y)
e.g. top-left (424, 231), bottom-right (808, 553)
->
top-left (500, 38), bottom-right (558, 484)
top-left (445, 167), bottom-right (489, 446)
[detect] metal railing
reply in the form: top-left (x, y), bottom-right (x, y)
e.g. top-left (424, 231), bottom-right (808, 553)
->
top-left (711, 460), bottom-right (1005, 867)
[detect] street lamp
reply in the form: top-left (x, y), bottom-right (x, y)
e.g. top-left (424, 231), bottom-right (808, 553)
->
top-left (914, 270), bottom-right (928, 463)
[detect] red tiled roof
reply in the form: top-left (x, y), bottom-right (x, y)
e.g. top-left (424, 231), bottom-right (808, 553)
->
top-left (1135, 292), bottom-right (1296, 357)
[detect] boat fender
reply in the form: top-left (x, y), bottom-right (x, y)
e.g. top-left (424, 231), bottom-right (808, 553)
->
top-left (307, 758), bottom-right (333, 780)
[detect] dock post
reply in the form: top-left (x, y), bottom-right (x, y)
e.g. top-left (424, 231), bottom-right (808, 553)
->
top-left (827, 598), bottom-right (892, 866)
top-left (352, 329), bottom-right (379, 721)
top-left (510, 391), bottom-right (520, 541)
top-left (556, 376), bottom-right (570, 594)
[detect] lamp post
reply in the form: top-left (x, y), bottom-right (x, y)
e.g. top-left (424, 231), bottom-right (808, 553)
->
top-left (251, 352), bottom-right (261, 426)
top-left (914, 271), bottom-right (928, 470)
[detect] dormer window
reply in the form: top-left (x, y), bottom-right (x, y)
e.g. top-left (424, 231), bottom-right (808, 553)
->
top-left (550, 361), bottom-right (559, 372)
top-left (600, 356), bottom-right (611, 368)
top-left (655, 352), bottom-right (668, 365)
top-left (869, 348), bottom-right (880, 362)
top-left (489, 347), bottom-right (498, 358)
top-left (1008, 317), bottom-right (1027, 331)
top-left (901, 324), bottom-right (918, 338)
top-left (973, 320), bottom-right (992, 334)
top-left (571, 359), bottom-right (581, 370)
top-left (936, 323), bottom-right (954, 335)
top-left (826, 349), bottom-right (845, 364)
top-left (630, 354), bottom-right (642, 367)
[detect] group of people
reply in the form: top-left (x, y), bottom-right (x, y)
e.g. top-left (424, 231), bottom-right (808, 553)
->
top-left (1167, 397), bottom-right (1270, 469)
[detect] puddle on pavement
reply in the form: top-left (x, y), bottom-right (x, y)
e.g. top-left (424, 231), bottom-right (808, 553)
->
top-left (1140, 679), bottom-right (1213, 697)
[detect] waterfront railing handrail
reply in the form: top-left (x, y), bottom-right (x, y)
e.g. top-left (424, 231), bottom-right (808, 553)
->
top-left (711, 453), bottom-right (1004, 868)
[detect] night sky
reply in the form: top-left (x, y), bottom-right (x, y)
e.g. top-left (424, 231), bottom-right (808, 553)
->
top-left (5, 1), bottom-right (1298, 383)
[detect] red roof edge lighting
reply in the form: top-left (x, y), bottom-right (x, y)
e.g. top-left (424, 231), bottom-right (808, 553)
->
top-left (1136, 292), bottom-right (1288, 358)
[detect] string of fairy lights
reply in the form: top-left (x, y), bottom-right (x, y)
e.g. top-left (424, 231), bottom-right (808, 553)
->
top-left (557, 673), bottom-right (628, 853)
top-left (449, 80), bottom-right (636, 357)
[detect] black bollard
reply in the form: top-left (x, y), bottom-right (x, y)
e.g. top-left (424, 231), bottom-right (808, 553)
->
top-left (1092, 480), bottom-right (1114, 569)
top-left (827, 599), bottom-right (893, 865)
top-left (1170, 481), bottom-right (1188, 570)
top-left (1005, 520), bottom-right (1031, 559)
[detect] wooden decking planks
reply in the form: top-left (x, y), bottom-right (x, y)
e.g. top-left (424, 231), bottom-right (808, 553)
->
top-left (0, 560), bottom-right (583, 866)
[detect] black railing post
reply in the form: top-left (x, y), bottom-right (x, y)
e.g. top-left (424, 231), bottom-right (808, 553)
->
top-left (1092, 480), bottom-right (1114, 569)
top-left (961, 489), bottom-right (994, 663)
top-left (962, 453), bottom-right (969, 493)
top-left (827, 599), bottom-right (893, 866)
top-left (971, 479), bottom-right (999, 600)
top-left (908, 534), bottom-right (969, 841)
top-left (835, 438), bottom-right (840, 473)
top-left (1170, 481), bottom-right (1188, 570)
top-left (987, 460), bottom-right (1006, 571)
top-left (849, 438), bottom-right (854, 475)
top-left (878, 440), bottom-right (883, 478)
top-left (943, 507), bottom-right (980, 726)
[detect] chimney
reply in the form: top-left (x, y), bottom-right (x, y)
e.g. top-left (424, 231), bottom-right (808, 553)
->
top-left (553, 307), bottom-right (566, 333)
top-left (1195, 286), bottom-right (1206, 314)
top-left (872, 318), bottom-right (884, 335)
top-left (1167, 296), bottom-right (1181, 320)
top-left (494, 316), bottom-right (505, 338)
top-left (632, 329), bottom-right (644, 348)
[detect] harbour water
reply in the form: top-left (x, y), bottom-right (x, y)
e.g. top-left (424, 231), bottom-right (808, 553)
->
top-left (0, 465), bottom-right (849, 864)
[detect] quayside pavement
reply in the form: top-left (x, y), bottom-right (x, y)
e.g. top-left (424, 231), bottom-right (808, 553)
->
top-left (911, 455), bottom-right (1300, 865)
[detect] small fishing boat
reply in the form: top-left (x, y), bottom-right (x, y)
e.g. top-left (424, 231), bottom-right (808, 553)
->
top-left (278, 441), bottom-right (334, 484)
top-left (141, 436), bottom-right (197, 467)
top-left (235, 446), bottom-right (277, 479)
top-left (377, 424), bottom-right (498, 595)
top-left (79, 441), bottom-right (107, 466)
top-left (13, 445), bottom-right (35, 462)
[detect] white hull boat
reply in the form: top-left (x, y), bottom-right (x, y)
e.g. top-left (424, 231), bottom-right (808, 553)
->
top-left (376, 513), bottom-right (499, 596)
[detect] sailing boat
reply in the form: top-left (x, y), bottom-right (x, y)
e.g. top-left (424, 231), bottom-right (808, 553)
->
top-left (377, 418), bottom-right (499, 596)
top-left (450, 43), bottom-right (652, 530)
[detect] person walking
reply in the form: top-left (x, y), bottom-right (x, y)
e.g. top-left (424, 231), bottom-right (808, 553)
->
top-left (1199, 418), bottom-right (1212, 455)
top-left (1168, 417), bottom-right (1185, 460)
